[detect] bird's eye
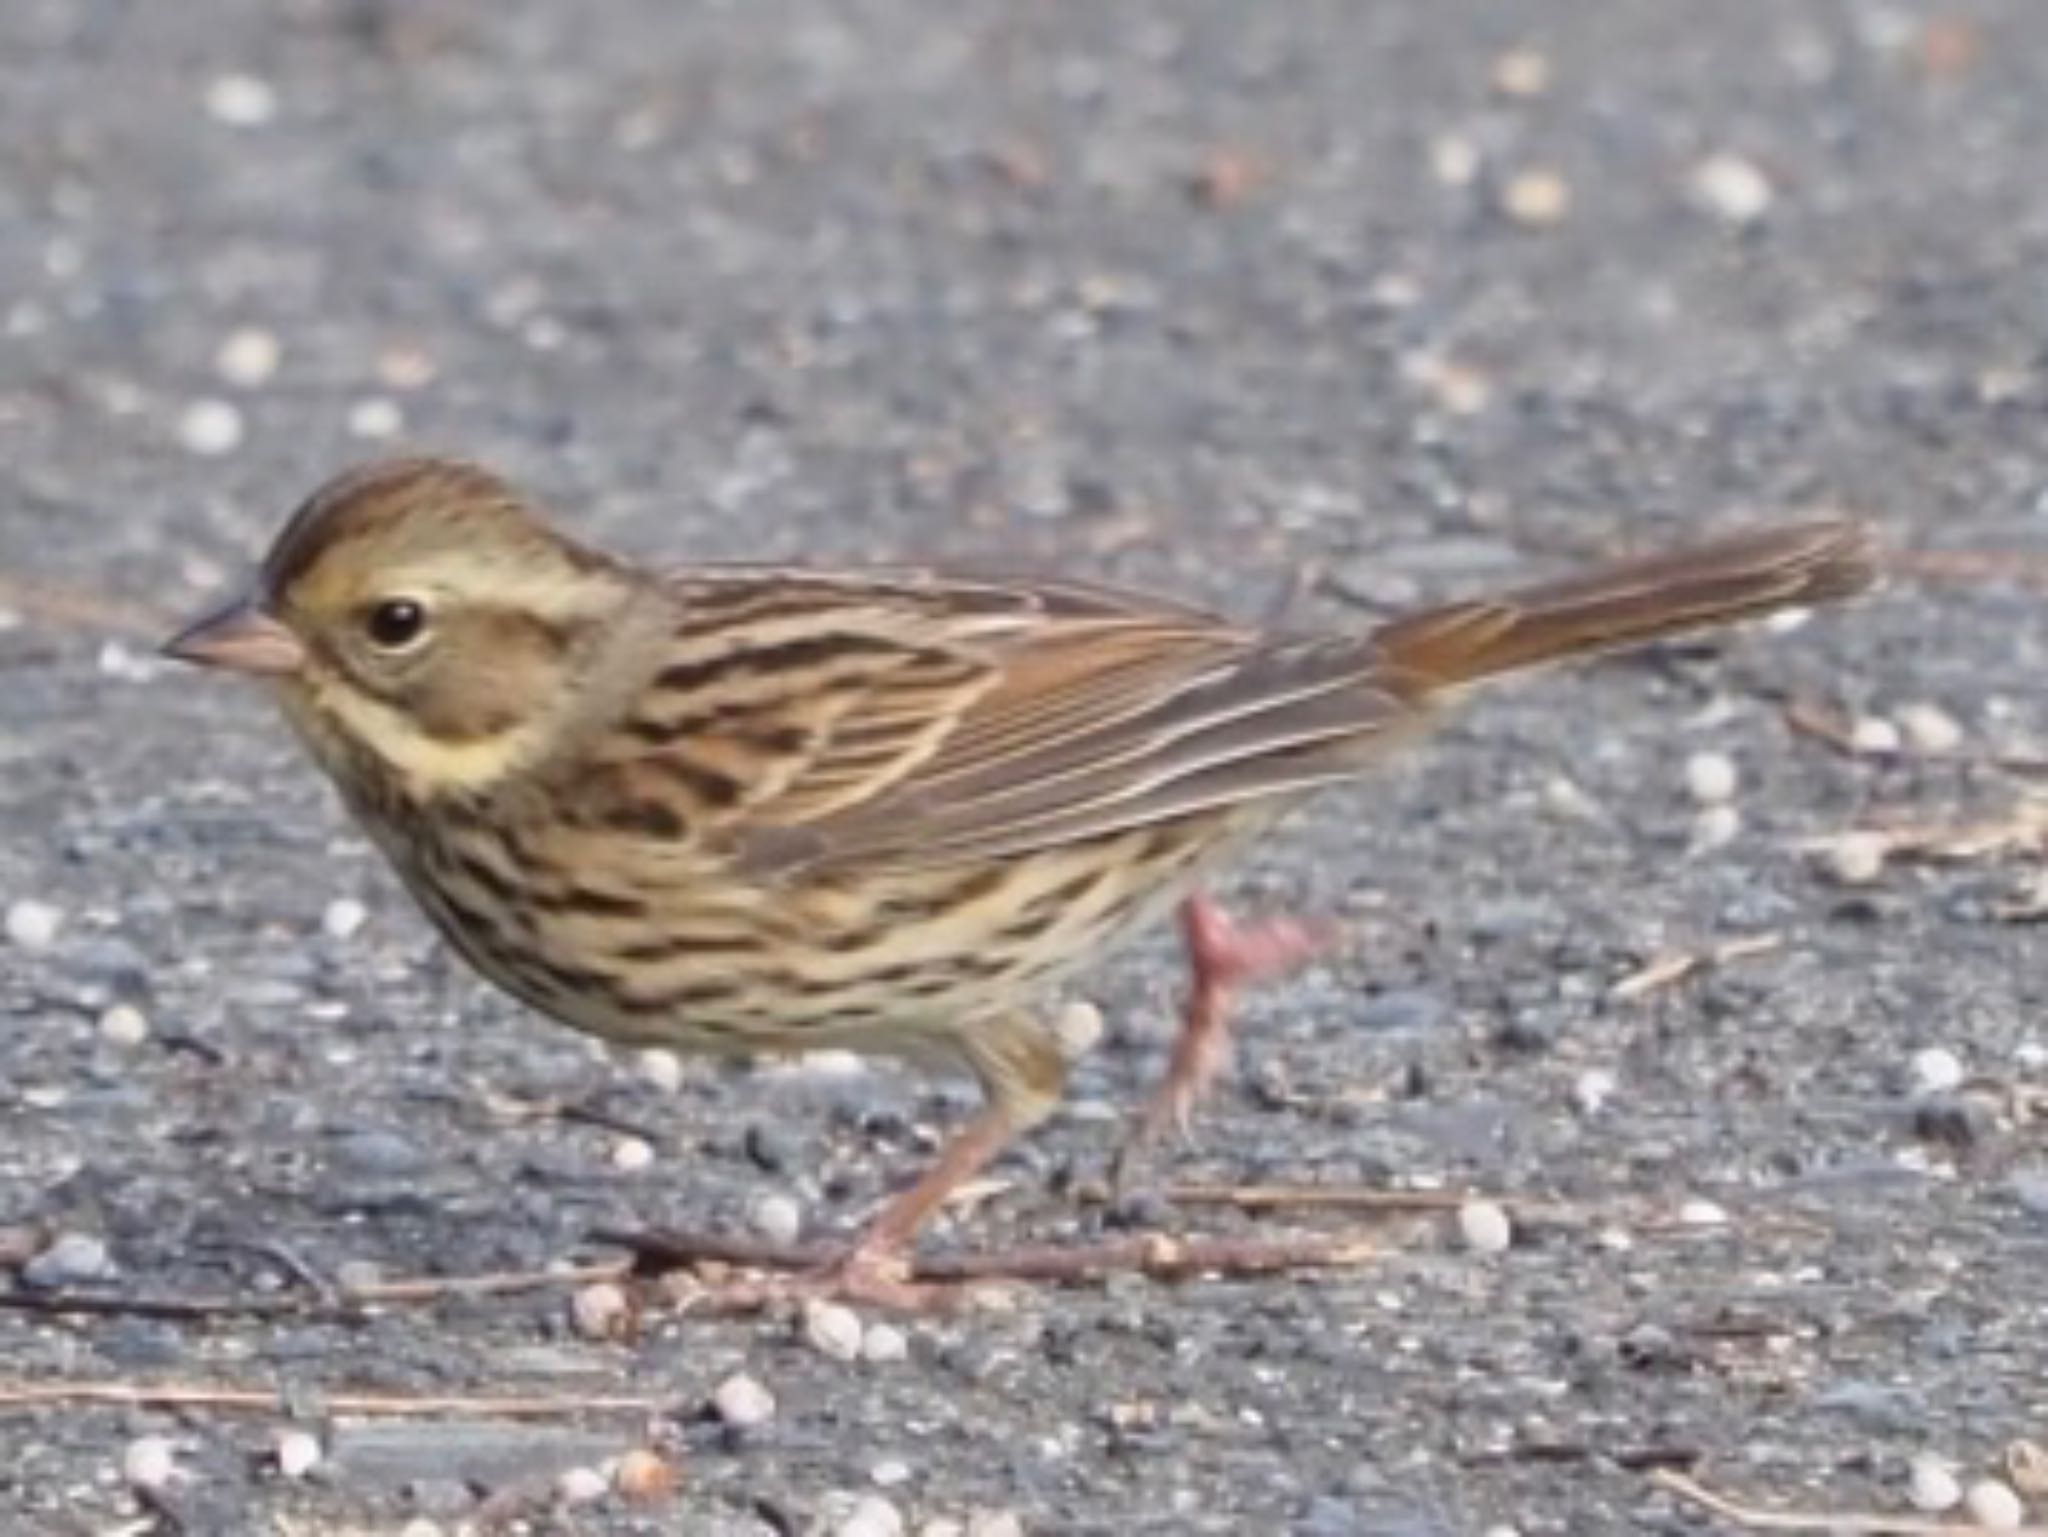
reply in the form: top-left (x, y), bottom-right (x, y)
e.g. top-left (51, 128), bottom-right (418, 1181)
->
top-left (364, 598), bottom-right (428, 650)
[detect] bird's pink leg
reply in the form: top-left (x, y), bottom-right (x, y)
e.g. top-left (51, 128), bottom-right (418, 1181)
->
top-left (1115, 892), bottom-right (1334, 1185)
top-left (815, 1106), bottom-right (1021, 1309)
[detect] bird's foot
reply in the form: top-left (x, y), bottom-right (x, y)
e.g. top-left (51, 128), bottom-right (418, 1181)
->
top-left (1113, 892), bottom-right (1336, 1190)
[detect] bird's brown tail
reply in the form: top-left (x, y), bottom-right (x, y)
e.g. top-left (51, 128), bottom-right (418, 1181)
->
top-left (1369, 519), bottom-right (1877, 692)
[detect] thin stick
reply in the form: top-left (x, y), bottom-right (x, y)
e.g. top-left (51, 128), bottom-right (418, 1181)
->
top-left (1460, 1439), bottom-right (1700, 1470)
top-left (916, 1232), bottom-right (1383, 1284)
top-left (0, 1381), bottom-right (664, 1419)
top-left (1167, 1182), bottom-right (1472, 1213)
top-left (1649, 1469), bottom-right (2048, 1535)
top-left (0, 1289), bottom-right (300, 1322)
top-left (0, 1259), bottom-right (634, 1325)
top-left (1780, 696), bottom-right (1866, 759)
top-left (599, 1225), bottom-right (1383, 1286)
top-left (1609, 932), bottom-right (1782, 1003)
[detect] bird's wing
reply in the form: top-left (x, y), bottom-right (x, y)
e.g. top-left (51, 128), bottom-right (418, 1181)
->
top-left (581, 566), bottom-right (1421, 876)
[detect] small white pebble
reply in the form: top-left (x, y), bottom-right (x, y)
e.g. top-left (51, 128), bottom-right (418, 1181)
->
top-left (803, 1298), bottom-right (866, 1362)
top-left (1542, 773), bottom-right (1601, 822)
top-left (871, 1458), bottom-right (912, 1488)
top-left (204, 73), bottom-right (277, 127)
top-left (322, 897), bottom-right (368, 941)
top-left (398, 1522), bottom-right (445, 1537)
top-left (377, 344), bottom-right (439, 391)
top-left (98, 1004), bottom-right (150, 1048)
top-left (557, 1465), bottom-right (609, 1506)
top-left (1763, 607), bottom-right (1813, 636)
top-left (746, 1192), bottom-right (804, 1246)
top-left (711, 1372), bottom-right (777, 1429)
top-left (178, 397), bottom-right (245, 456)
top-left (1052, 1000), bottom-right (1103, 1060)
top-left (5, 898), bottom-right (62, 951)
top-left (274, 1429), bottom-right (322, 1480)
top-left (29, 1230), bottom-right (111, 1284)
top-left (2006, 1440), bottom-right (2048, 1497)
top-left (795, 1049), bottom-right (868, 1079)
top-left (1907, 1455), bottom-right (1963, 1513)
top-left (1408, 353), bottom-right (1492, 416)
top-left (1895, 1144), bottom-right (1936, 1175)
top-left (966, 1513), bottom-right (1024, 1537)
top-left (838, 1495), bottom-right (906, 1537)
top-left (1571, 1068), bottom-right (1617, 1116)
top-left (97, 639), bottom-right (158, 682)
top-left (1850, 716), bottom-right (1903, 756)
top-left (1909, 1046), bottom-right (1966, 1096)
top-left (919, 1522), bottom-right (967, 1537)
top-left (569, 1280), bottom-right (632, 1341)
top-left (1457, 1199), bottom-right (1513, 1254)
top-left (1683, 751), bottom-right (1739, 806)
top-left (1688, 152), bottom-right (1774, 226)
top-left (347, 396), bottom-right (405, 440)
top-left (1368, 272), bottom-right (1422, 310)
top-left (122, 1435), bottom-right (181, 1490)
top-left (1479, 1528), bottom-right (1520, 1537)
top-left (862, 1321), bottom-right (910, 1365)
top-left (1964, 1478), bottom-right (2025, 1530)
top-left (1501, 169), bottom-right (1570, 227)
top-left (611, 1136), bottom-right (654, 1172)
top-left (1817, 830), bottom-right (1890, 887)
top-left (215, 327), bottom-right (281, 388)
top-left (1678, 1198), bottom-right (1729, 1228)
top-left (1491, 48), bottom-right (1551, 97)
top-left (636, 1048), bottom-right (685, 1093)
top-left (1897, 702), bottom-right (1964, 755)
top-left (1429, 133), bottom-right (1481, 188)
top-left (1689, 804), bottom-right (1742, 853)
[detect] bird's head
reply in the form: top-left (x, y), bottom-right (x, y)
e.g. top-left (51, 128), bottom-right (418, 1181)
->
top-left (164, 457), bottom-right (646, 798)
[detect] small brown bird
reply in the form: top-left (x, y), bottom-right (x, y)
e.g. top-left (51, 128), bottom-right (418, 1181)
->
top-left (164, 458), bottom-right (1874, 1304)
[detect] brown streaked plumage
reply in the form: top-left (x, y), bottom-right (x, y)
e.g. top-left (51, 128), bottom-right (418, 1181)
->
top-left (164, 456), bottom-right (1877, 1304)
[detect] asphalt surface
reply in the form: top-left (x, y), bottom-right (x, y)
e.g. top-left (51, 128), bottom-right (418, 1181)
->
top-left (4, 2), bottom-right (2048, 1533)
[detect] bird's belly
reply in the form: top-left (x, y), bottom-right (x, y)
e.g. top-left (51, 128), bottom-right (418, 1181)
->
top-left (391, 814), bottom-right (1254, 1059)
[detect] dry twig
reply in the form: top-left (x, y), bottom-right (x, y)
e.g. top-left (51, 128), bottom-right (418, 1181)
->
top-left (598, 1225), bottom-right (1383, 1300)
top-left (1167, 1182), bottom-right (1474, 1214)
top-left (1609, 932), bottom-right (1783, 1003)
top-left (0, 1380), bottom-right (662, 1419)
top-left (1650, 1469), bottom-right (2048, 1534)
top-left (0, 1258), bottom-right (633, 1325)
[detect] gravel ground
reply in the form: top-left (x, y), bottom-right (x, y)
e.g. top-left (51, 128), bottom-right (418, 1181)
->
top-left (5, 2), bottom-right (2048, 1532)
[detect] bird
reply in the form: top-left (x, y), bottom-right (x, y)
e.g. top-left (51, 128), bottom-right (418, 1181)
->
top-left (163, 456), bottom-right (1875, 1305)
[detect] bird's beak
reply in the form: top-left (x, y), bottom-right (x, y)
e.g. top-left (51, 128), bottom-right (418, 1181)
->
top-left (161, 595), bottom-right (306, 677)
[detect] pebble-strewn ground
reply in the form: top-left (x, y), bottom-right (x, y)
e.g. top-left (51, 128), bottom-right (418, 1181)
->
top-left (5, 2), bottom-right (2048, 1533)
